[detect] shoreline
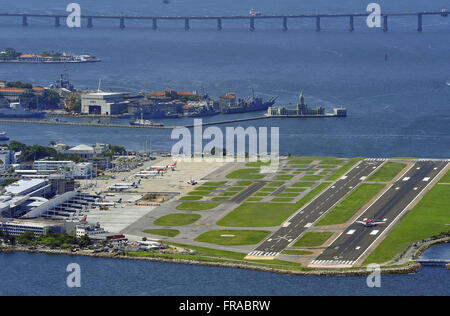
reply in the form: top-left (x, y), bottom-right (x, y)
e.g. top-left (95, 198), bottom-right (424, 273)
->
top-left (0, 245), bottom-right (423, 277)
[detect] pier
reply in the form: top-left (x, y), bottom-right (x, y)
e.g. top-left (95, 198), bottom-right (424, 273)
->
top-left (0, 116), bottom-right (270, 130)
top-left (0, 10), bottom-right (447, 32)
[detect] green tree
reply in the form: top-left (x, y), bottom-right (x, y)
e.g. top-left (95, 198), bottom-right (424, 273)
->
top-left (17, 231), bottom-right (35, 245)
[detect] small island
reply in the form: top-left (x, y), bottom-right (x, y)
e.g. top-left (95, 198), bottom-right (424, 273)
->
top-left (0, 48), bottom-right (100, 64)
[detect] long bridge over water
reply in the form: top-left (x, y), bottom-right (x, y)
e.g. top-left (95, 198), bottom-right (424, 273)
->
top-left (0, 10), bottom-right (448, 32)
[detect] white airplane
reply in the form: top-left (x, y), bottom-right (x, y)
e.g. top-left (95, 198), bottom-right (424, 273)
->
top-left (108, 182), bottom-right (137, 191)
top-left (134, 172), bottom-right (158, 178)
top-left (149, 165), bottom-right (168, 170)
top-left (94, 198), bottom-right (122, 207)
top-left (356, 218), bottom-right (386, 227)
top-left (188, 178), bottom-right (197, 185)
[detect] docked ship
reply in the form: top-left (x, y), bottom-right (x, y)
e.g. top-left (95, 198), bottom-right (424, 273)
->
top-left (219, 91), bottom-right (277, 114)
top-left (0, 103), bottom-right (46, 118)
top-left (129, 113), bottom-right (164, 127)
top-left (249, 9), bottom-right (262, 16)
top-left (0, 132), bottom-right (9, 141)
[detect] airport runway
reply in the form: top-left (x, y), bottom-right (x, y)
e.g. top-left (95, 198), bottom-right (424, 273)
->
top-left (247, 159), bottom-right (384, 258)
top-left (309, 160), bottom-right (448, 268)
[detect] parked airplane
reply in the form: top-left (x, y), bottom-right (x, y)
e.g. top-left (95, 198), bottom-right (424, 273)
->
top-left (94, 198), bottom-right (122, 207)
top-left (356, 218), bottom-right (386, 227)
top-left (188, 178), bottom-right (197, 185)
top-left (149, 165), bottom-right (168, 170)
top-left (108, 182), bottom-right (138, 191)
top-left (168, 161), bottom-right (178, 170)
top-left (134, 172), bottom-right (159, 178)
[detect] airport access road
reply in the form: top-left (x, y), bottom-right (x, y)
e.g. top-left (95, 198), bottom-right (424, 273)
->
top-left (246, 159), bottom-right (384, 259)
top-left (309, 160), bottom-right (448, 268)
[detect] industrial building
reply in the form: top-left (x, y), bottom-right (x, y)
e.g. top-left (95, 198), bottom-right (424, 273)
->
top-left (81, 92), bottom-right (130, 115)
top-left (21, 191), bottom-right (99, 220)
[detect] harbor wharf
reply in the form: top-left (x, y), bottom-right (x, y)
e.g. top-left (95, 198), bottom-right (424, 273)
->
top-left (0, 116), bottom-right (270, 130)
top-left (0, 10), bottom-right (448, 32)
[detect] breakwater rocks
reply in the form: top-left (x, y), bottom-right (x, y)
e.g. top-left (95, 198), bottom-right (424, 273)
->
top-left (0, 246), bottom-right (420, 277)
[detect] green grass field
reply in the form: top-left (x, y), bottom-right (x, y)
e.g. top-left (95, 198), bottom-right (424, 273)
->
top-left (293, 232), bottom-right (334, 247)
top-left (217, 202), bottom-right (298, 227)
top-left (439, 170), bottom-right (450, 183)
top-left (218, 183), bottom-right (330, 227)
top-left (317, 184), bottom-right (385, 226)
top-left (176, 202), bottom-right (220, 211)
top-left (179, 196), bottom-right (202, 201)
top-left (154, 213), bottom-right (201, 226)
top-left (211, 197), bottom-right (230, 201)
top-left (368, 162), bottom-right (406, 182)
top-left (142, 229), bottom-right (180, 237)
top-left (195, 230), bottom-right (271, 246)
top-left (364, 184), bottom-right (450, 264)
top-left (226, 168), bottom-right (265, 180)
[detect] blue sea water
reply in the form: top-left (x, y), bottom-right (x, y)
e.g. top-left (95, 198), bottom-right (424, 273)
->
top-left (0, 0), bottom-right (449, 295)
top-left (0, 249), bottom-right (449, 296)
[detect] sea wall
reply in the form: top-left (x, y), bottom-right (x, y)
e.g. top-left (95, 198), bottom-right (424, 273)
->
top-left (0, 246), bottom-right (420, 277)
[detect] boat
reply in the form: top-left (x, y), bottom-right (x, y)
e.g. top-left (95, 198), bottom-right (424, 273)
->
top-left (221, 93), bottom-right (277, 114)
top-left (249, 9), bottom-right (261, 16)
top-left (0, 132), bottom-right (9, 141)
top-left (129, 113), bottom-right (164, 127)
top-left (0, 103), bottom-right (46, 118)
top-left (441, 8), bottom-right (448, 17)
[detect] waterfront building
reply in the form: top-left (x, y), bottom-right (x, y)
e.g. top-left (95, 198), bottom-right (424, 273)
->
top-left (0, 219), bottom-right (66, 237)
top-left (266, 91), bottom-right (346, 117)
top-left (81, 91), bottom-right (129, 115)
top-left (34, 160), bottom-right (75, 171)
top-left (18, 54), bottom-right (44, 62)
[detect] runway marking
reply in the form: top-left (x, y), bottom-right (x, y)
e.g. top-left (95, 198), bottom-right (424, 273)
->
top-left (341, 176), bottom-right (348, 180)
top-left (346, 229), bottom-right (356, 235)
top-left (359, 176), bottom-right (367, 180)
top-left (370, 230), bottom-right (379, 235)
top-left (402, 177), bottom-right (410, 181)
top-left (247, 251), bottom-right (279, 257)
top-left (304, 223), bottom-right (313, 228)
top-left (309, 259), bottom-right (354, 267)
top-left (423, 177), bottom-right (430, 182)
top-left (282, 222), bottom-right (291, 227)
top-left (355, 246), bottom-right (361, 250)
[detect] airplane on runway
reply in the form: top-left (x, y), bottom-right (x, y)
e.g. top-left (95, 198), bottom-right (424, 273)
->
top-left (355, 218), bottom-right (386, 227)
